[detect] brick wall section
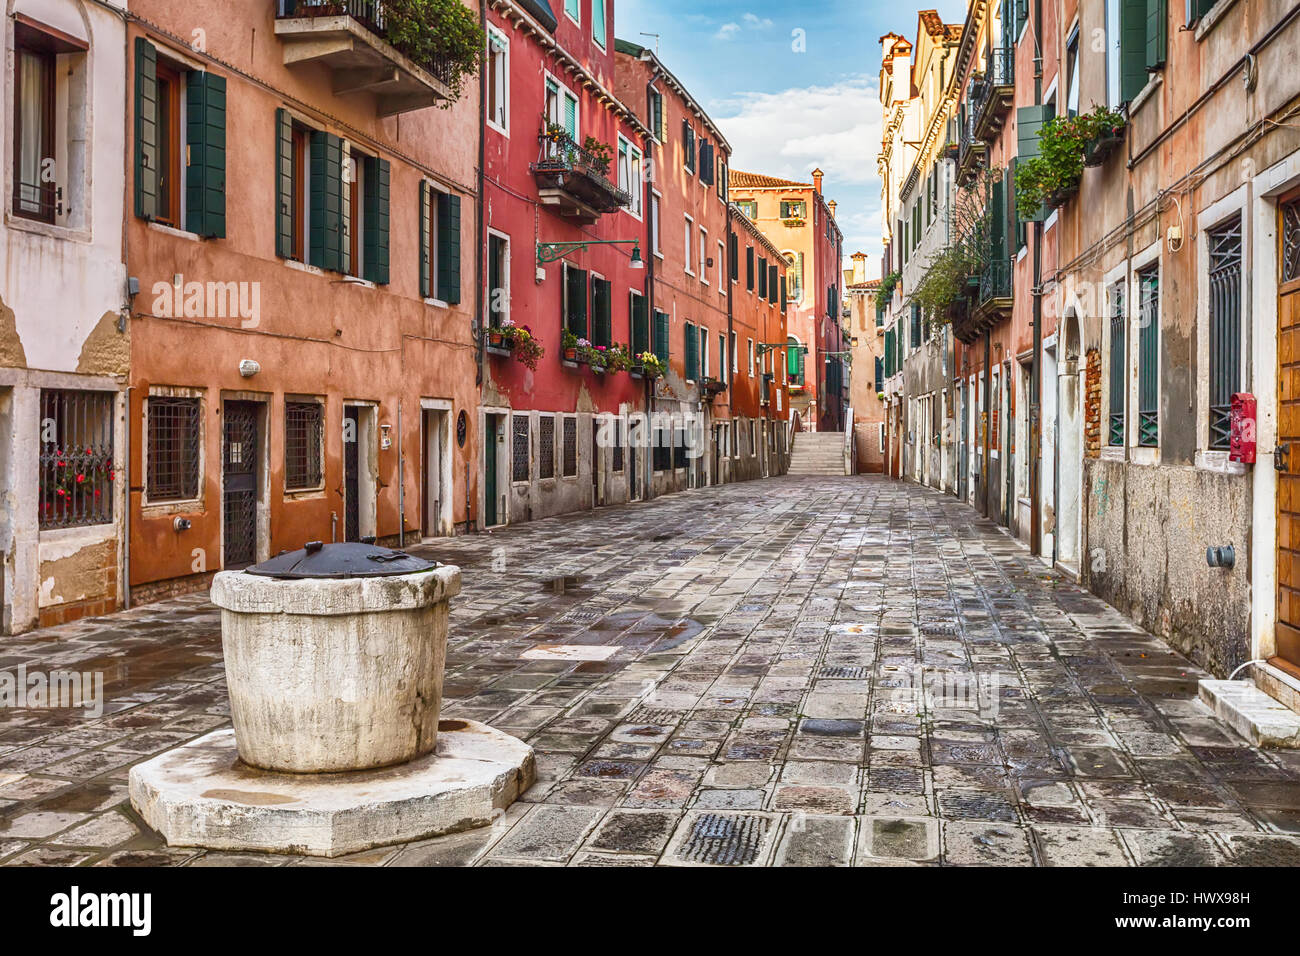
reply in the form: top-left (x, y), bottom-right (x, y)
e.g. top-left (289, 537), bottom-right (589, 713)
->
top-left (1084, 348), bottom-right (1102, 458)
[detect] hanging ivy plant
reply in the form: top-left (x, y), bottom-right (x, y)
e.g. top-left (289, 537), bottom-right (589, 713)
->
top-left (1014, 113), bottom-right (1091, 218)
top-left (908, 243), bottom-right (983, 327)
top-left (877, 271), bottom-right (902, 303)
top-left (381, 0), bottom-right (486, 104)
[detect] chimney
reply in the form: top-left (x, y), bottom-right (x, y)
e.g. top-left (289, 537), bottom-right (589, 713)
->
top-left (891, 47), bottom-right (911, 104)
top-left (828, 199), bottom-right (837, 218)
top-left (812, 168), bottom-right (824, 194)
top-left (851, 251), bottom-right (867, 284)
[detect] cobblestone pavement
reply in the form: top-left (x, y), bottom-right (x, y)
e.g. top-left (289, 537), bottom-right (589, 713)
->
top-left (5, 475), bottom-right (1300, 867)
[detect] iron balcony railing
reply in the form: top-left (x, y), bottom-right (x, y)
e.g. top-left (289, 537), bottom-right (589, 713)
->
top-left (971, 46), bottom-right (1014, 139)
top-left (531, 118), bottom-right (632, 209)
top-left (978, 256), bottom-right (1013, 305)
top-left (276, 0), bottom-right (458, 86)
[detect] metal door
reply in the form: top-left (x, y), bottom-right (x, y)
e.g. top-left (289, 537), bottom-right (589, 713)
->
top-left (223, 401), bottom-right (259, 569)
top-left (344, 407), bottom-right (360, 542)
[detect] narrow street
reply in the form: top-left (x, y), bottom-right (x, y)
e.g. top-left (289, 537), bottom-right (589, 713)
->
top-left (3, 475), bottom-right (1299, 867)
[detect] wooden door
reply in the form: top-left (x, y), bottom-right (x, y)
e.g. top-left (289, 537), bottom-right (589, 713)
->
top-left (1276, 190), bottom-right (1300, 671)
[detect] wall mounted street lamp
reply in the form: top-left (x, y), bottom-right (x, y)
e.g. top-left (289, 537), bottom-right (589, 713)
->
top-left (756, 342), bottom-right (803, 356)
top-left (537, 239), bottom-right (643, 268)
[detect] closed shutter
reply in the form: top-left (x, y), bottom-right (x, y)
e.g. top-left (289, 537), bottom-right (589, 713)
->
top-left (746, 247), bottom-right (755, 290)
top-left (363, 155), bottom-right (390, 284)
top-left (591, 278), bottom-right (611, 346)
top-left (653, 310), bottom-right (670, 363)
top-left (1120, 0), bottom-right (1149, 102)
top-left (683, 121), bottom-right (695, 172)
top-left (565, 266), bottom-right (588, 337)
top-left (1017, 106), bottom-right (1053, 222)
top-left (729, 231), bottom-right (738, 282)
top-left (134, 38), bottom-right (158, 221)
top-left (563, 94), bottom-right (577, 138)
top-left (875, 356), bottom-right (884, 392)
top-left (275, 109), bottom-right (295, 258)
top-left (780, 275), bottom-right (787, 312)
top-left (699, 141), bottom-right (714, 185)
top-left (309, 131), bottom-right (344, 271)
top-left (418, 181), bottom-right (431, 298)
top-left (437, 193), bottom-right (461, 303)
top-left (758, 257), bottom-right (767, 298)
top-left (1145, 0), bottom-right (1167, 71)
top-left (990, 177), bottom-right (1006, 260)
top-left (768, 265), bottom-right (778, 303)
top-left (631, 295), bottom-right (649, 355)
top-left (185, 72), bottom-right (226, 238)
top-left (797, 348), bottom-right (806, 383)
top-left (684, 322), bottom-right (698, 381)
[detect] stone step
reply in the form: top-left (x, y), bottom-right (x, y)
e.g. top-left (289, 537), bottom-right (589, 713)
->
top-left (1199, 680), bottom-right (1300, 748)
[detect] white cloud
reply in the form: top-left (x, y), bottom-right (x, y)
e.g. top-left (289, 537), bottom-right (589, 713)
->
top-left (713, 74), bottom-right (884, 258)
top-left (715, 22), bottom-right (740, 40)
top-left (741, 12), bottom-right (773, 29)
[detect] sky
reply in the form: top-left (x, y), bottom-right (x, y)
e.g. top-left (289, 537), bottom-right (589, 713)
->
top-left (615, 0), bottom-right (969, 278)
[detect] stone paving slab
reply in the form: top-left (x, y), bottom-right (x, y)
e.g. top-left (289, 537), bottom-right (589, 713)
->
top-left (3, 475), bottom-right (1300, 865)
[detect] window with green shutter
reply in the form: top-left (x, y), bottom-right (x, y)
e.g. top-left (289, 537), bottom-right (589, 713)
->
top-left (631, 294), bottom-right (649, 356)
top-left (591, 277), bottom-right (611, 346)
top-left (684, 322), bottom-right (698, 381)
top-left (746, 246), bottom-right (755, 291)
top-left (779, 275), bottom-right (787, 312)
top-left (309, 131), bottom-right (344, 272)
top-left (683, 122), bottom-right (695, 173)
top-left (592, 0), bottom-right (606, 48)
top-left (436, 192), bottom-right (461, 303)
top-left (758, 256), bottom-right (768, 298)
top-left (1108, 280), bottom-right (1127, 446)
top-left (565, 265), bottom-right (588, 338)
top-left (1120, 0), bottom-right (1150, 103)
top-left (1185, 0), bottom-right (1217, 24)
top-left (1145, 0), bottom-right (1167, 72)
top-left (1137, 265), bottom-right (1160, 446)
top-left (419, 181), bottom-right (432, 298)
top-left (768, 265), bottom-right (778, 304)
top-left (653, 310), bottom-right (670, 363)
top-left (185, 72), bottom-right (226, 238)
top-left (362, 155), bottom-right (389, 284)
top-left (728, 232), bottom-right (738, 282)
top-left (699, 141), bottom-right (714, 186)
top-left (276, 109), bottom-right (295, 259)
top-left (647, 86), bottom-right (664, 141)
top-left (134, 38), bottom-right (159, 221)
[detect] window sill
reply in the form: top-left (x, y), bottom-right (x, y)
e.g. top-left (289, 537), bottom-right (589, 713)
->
top-left (487, 120), bottom-right (509, 138)
top-left (1195, 450), bottom-right (1247, 476)
top-left (423, 297), bottom-right (451, 309)
top-left (140, 498), bottom-right (204, 517)
top-left (148, 221), bottom-right (202, 242)
top-left (1195, 0), bottom-right (1239, 41)
top-left (6, 213), bottom-right (91, 244)
top-left (37, 523), bottom-right (116, 543)
top-left (1101, 445), bottom-right (1125, 462)
top-left (284, 259), bottom-right (325, 276)
top-left (284, 487), bottom-right (326, 500)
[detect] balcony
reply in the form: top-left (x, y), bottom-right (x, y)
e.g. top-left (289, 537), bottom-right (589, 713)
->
top-left (956, 93), bottom-right (985, 187)
top-left (531, 121), bottom-right (632, 223)
top-left (274, 1), bottom-right (455, 116)
top-left (972, 46), bottom-right (1014, 143)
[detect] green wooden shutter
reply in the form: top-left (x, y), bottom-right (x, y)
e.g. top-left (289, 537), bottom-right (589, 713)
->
top-left (275, 109), bottom-right (295, 258)
top-left (631, 295), bottom-right (649, 355)
top-left (768, 265), bottom-right (778, 303)
top-left (729, 231), bottom-right (738, 282)
top-left (746, 247), bottom-right (755, 290)
top-left (563, 94), bottom-right (577, 138)
top-left (134, 38), bottom-right (158, 221)
top-left (591, 278), bottom-right (611, 346)
top-left (363, 156), bottom-right (390, 284)
top-left (565, 267), bottom-right (588, 337)
top-left (309, 130), bottom-right (344, 272)
top-left (185, 72), bottom-right (226, 238)
top-left (780, 275), bottom-right (787, 312)
top-left (758, 257), bottom-right (767, 298)
top-left (684, 322), bottom-right (698, 380)
top-left (990, 177), bottom-right (1006, 260)
top-left (1120, 0), bottom-right (1149, 102)
top-left (436, 193), bottom-right (461, 303)
top-left (653, 310), bottom-right (669, 362)
top-left (1017, 106), bottom-right (1053, 223)
top-left (418, 181), bottom-right (431, 298)
top-left (1145, 0), bottom-right (1167, 71)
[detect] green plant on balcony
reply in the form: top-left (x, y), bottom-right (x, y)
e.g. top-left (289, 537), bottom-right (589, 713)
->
top-left (582, 136), bottom-right (614, 176)
top-left (380, 0), bottom-right (485, 103)
top-left (487, 321), bottom-right (544, 371)
top-left (908, 242), bottom-right (983, 328)
top-left (877, 271), bottom-right (901, 303)
top-left (1080, 106), bottom-right (1127, 166)
top-left (1015, 114), bottom-right (1091, 217)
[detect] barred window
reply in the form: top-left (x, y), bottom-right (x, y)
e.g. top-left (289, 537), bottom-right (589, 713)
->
top-left (612, 419), bottom-right (624, 472)
top-left (1137, 266), bottom-right (1160, 448)
top-left (146, 396), bottom-right (200, 502)
top-left (512, 415), bottom-right (530, 483)
top-left (538, 416), bottom-right (555, 480)
top-left (672, 427), bottom-right (687, 469)
top-left (39, 389), bottom-right (115, 529)
top-left (284, 401), bottom-right (324, 490)
top-left (1107, 281), bottom-right (1126, 447)
top-left (562, 416), bottom-right (577, 477)
top-left (1207, 217), bottom-right (1242, 451)
top-left (653, 426), bottom-right (670, 472)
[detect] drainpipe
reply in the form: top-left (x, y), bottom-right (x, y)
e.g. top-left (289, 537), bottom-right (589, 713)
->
top-left (472, 0), bottom-right (487, 533)
top-left (983, 331), bottom-right (992, 518)
top-left (397, 400), bottom-right (404, 548)
top-left (643, 80), bottom-right (658, 503)
top-left (1029, 0), bottom-right (1044, 557)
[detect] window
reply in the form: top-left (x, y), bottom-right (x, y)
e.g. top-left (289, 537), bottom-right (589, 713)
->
top-left (487, 232), bottom-right (509, 325)
top-left (562, 416), bottom-right (577, 477)
top-left (12, 18), bottom-right (87, 224)
top-left (651, 191), bottom-right (662, 256)
top-left (718, 160), bottom-right (729, 201)
top-left (145, 395), bottom-right (200, 503)
top-left (285, 401), bottom-right (324, 491)
top-left (787, 337), bottom-right (804, 385)
top-left (735, 200), bottom-right (758, 219)
top-left (1106, 0), bottom-right (1122, 107)
top-left (699, 226), bottom-right (708, 281)
top-left (698, 139), bottom-right (714, 186)
top-left (683, 121), bottom-right (696, 173)
top-left (653, 310), bottom-right (670, 363)
top-left (418, 182), bottom-right (461, 302)
top-left (784, 251), bottom-right (803, 302)
top-left (748, 338), bottom-right (755, 376)
top-left (1114, 0), bottom-right (1165, 104)
top-left (39, 389), bottom-right (115, 529)
top-left (564, 0), bottom-right (579, 24)
top-left (910, 303), bottom-right (922, 351)
top-left (539, 415), bottom-right (556, 479)
top-left (1065, 26), bottom-right (1080, 117)
top-left (1108, 280), bottom-right (1126, 446)
top-left (613, 418), bottom-right (624, 473)
top-left (746, 246), bottom-right (755, 291)
top-left (701, 330), bottom-right (710, 379)
top-left (1137, 265), bottom-right (1160, 447)
top-left (758, 256), bottom-right (768, 299)
top-left (647, 86), bottom-right (664, 142)
top-left (590, 276), bottom-right (612, 347)
top-left (630, 291), bottom-right (649, 357)
top-left (719, 333), bottom-right (727, 383)
top-left (684, 321), bottom-right (698, 381)
top-left (509, 416), bottom-right (529, 483)
top-left (545, 76), bottom-right (578, 140)
top-left (780, 200), bottom-right (805, 220)
top-left (564, 263), bottom-right (589, 337)
top-left (1208, 216), bottom-right (1242, 450)
top-left (718, 240), bottom-right (726, 291)
top-left (135, 40), bottom-right (226, 237)
top-left (730, 331), bottom-right (738, 374)
top-left (487, 29), bottom-right (508, 132)
top-left (684, 216), bottom-right (694, 275)
top-left (592, 0), bottom-right (606, 48)
top-left (618, 136), bottom-right (642, 217)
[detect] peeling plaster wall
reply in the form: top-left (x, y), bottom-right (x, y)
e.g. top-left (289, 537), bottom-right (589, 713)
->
top-left (1082, 459), bottom-right (1251, 677)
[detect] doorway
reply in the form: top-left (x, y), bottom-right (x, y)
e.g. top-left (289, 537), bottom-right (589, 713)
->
top-left (422, 405), bottom-right (451, 539)
top-left (342, 404), bottom-right (377, 543)
top-left (222, 400), bottom-right (260, 568)
top-left (1041, 343), bottom-right (1059, 561)
top-left (484, 414), bottom-right (500, 527)
top-left (1056, 316), bottom-right (1084, 575)
top-left (1275, 190), bottom-right (1300, 672)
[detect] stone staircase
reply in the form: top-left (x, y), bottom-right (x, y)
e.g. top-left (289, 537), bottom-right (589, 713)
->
top-left (787, 431), bottom-right (847, 476)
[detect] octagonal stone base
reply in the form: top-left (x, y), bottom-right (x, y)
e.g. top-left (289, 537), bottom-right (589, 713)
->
top-left (129, 721), bottom-right (534, 858)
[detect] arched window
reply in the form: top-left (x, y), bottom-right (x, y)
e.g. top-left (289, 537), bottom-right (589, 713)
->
top-left (783, 251), bottom-right (803, 303)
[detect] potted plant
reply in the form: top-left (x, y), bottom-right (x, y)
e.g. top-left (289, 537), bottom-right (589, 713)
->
top-left (377, 0), bottom-right (486, 103)
top-left (582, 135), bottom-right (614, 176)
top-left (634, 351), bottom-right (665, 378)
top-left (1015, 113), bottom-right (1089, 217)
top-left (503, 324), bottom-right (544, 371)
top-left (1081, 106), bottom-right (1127, 167)
top-left (562, 329), bottom-right (580, 363)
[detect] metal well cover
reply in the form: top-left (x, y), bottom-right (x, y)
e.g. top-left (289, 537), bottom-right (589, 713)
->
top-left (245, 541), bottom-right (439, 579)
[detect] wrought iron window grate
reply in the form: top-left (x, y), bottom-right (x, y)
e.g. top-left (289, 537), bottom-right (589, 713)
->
top-left (284, 401), bottom-right (324, 490)
top-left (1137, 267), bottom-right (1160, 447)
top-left (147, 397), bottom-right (201, 502)
top-left (1108, 281), bottom-right (1126, 447)
top-left (512, 415), bottom-right (530, 483)
top-left (562, 416), bottom-right (577, 477)
top-left (538, 416), bottom-right (555, 480)
top-left (40, 389), bottom-right (115, 529)
top-left (1284, 197), bottom-right (1300, 284)
top-left (1208, 216), bottom-right (1242, 450)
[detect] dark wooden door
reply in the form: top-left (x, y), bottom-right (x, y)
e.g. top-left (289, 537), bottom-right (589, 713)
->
top-left (1276, 191), bottom-right (1300, 671)
top-left (484, 415), bottom-right (499, 526)
top-left (344, 407), bottom-right (360, 542)
top-left (222, 401), bottom-right (259, 569)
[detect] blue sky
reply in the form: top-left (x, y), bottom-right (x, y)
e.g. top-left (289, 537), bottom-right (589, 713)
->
top-left (615, 0), bottom-right (968, 276)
